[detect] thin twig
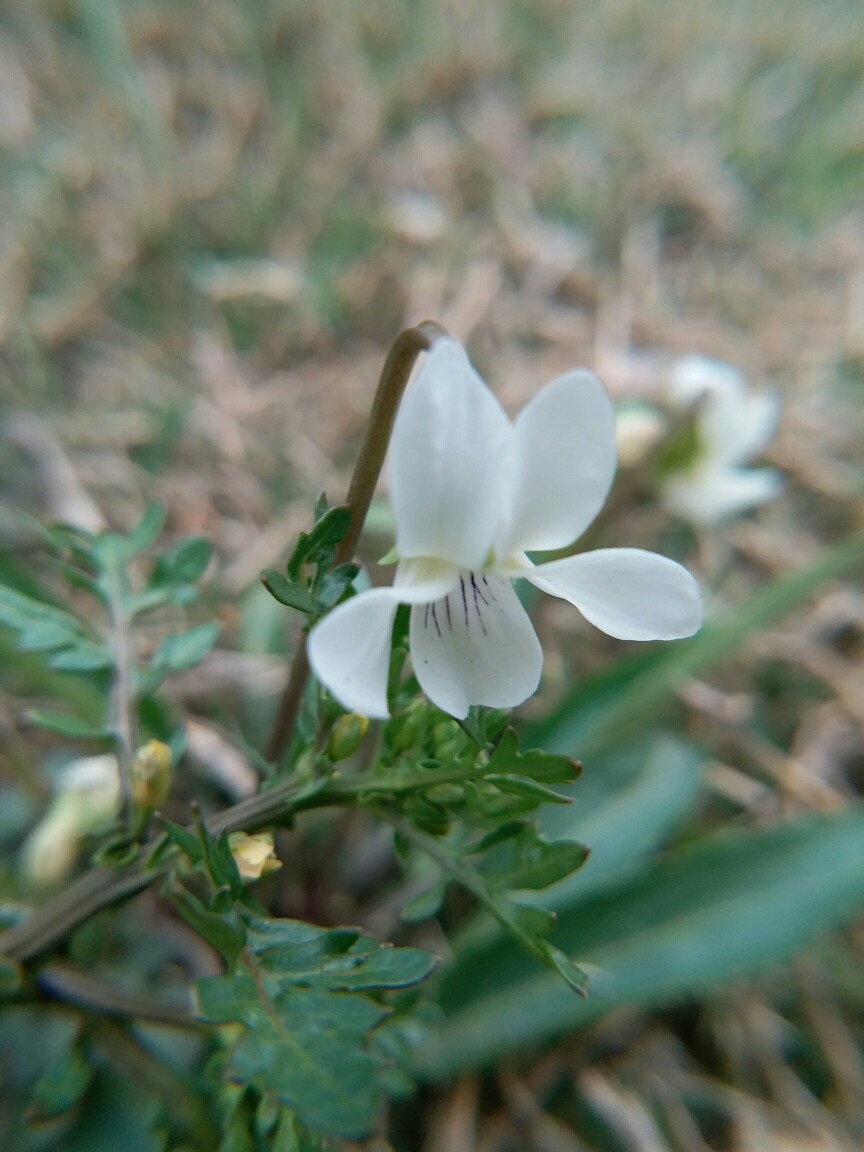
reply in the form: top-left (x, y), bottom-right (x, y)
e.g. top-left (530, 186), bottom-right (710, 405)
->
top-left (265, 320), bottom-right (450, 762)
top-left (37, 961), bottom-right (196, 1028)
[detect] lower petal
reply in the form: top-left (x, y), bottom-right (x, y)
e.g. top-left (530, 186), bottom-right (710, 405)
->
top-left (307, 589), bottom-right (400, 719)
top-left (409, 573), bottom-right (543, 719)
top-left (529, 548), bottom-right (703, 641)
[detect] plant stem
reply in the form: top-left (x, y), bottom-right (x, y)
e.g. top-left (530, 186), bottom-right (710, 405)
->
top-left (104, 552), bottom-right (137, 811)
top-left (265, 320), bottom-right (450, 763)
top-left (0, 757), bottom-right (484, 964)
top-left (37, 961), bottom-right (196, 1027)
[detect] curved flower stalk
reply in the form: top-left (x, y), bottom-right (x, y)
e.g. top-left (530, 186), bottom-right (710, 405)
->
top-left (660, 355), bottom-right (782, 525)
top-left (309, 339), bottom-right (703, 720)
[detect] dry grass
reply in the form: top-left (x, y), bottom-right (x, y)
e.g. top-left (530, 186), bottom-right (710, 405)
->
top-left (1, 0), bottom-right (863, 1148)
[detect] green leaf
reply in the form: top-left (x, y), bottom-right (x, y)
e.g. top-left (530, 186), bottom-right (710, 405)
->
top-left (486, 728), bottom-right (581, 784)
top-left (125, 502), bottom-right (167, 556)
top-left (316, 563), bottom-right (360, 611)
top-left (151, 621), bottom-right (220, 671)
top-left (169, 881), bottom-right (246, 965)
top-left (476, 826), bottom-right (590, 890)
top-left (486, 774), bottom-right (572, 805)
top-left (160, 818), bottom-right (204, 862)
top-left (152, 534), bottom-right (212, 586)
top-left (26, 709), bottom-right (112, 739)
top-left (195, 912), bottom-right (435, 1139)
top-left (418, 803), bottom-right (864, 1078)
top-left (48, 641), bottom-right (113, 671)
top-left (261, 571), bottom-right (315, 614)
top-left (29, 1046), bottom-right (92, 1120)
top-left (0, 586), bottom-right (87, 650)
top-left (287, 506), bottom-right (351, 581)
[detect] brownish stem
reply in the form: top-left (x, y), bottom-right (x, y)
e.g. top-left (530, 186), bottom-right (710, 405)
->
top-left (264, 320), bottom-right (450, 762)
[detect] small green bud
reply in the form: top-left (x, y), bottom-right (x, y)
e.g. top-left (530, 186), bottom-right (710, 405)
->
top-left (386, 699), bottom-right (430, 753)
top-left (425, 783), bottom-right (465, 806)
top-left (130, 740), bottom-right (173, 809)
top-left (326, 712), bottom-right (369, 761)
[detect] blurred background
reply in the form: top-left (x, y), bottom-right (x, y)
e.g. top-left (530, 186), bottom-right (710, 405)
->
top-left (1, 1), bottom-right (864, 1149)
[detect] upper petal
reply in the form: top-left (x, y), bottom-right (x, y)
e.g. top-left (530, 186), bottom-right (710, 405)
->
top-left (503, 369), bottom-right (617, 556)
top-left (663, 464), bottom-right (782, 524)
top-left (390, 339), bottom-right (516, 571)
top-left (409, 573), bottom-right (543, 719)
top-left (529, 548), bottom-right (703, 641)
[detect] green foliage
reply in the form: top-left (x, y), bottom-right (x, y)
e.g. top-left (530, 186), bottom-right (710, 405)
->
top-left (261, 502), bottom-right (359, 624)
top-left (195, 913), bottom-right (435, 1139)
top-left (417, 800), bottom-right (864, 1078)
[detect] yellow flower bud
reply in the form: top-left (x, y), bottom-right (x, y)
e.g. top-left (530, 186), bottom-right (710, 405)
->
top-left (229, 832), bottom-right (282, 881)
top-left (130, 740), bottom-right (173, 809)
top-left (326, 712), bottom-right (369, 762)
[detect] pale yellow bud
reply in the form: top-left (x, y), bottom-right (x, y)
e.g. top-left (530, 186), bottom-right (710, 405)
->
top-left (130, 740), bottom-right (173, 809)
top-left (21, 754), bottom-right (121, 886)
top-left (229, 832), bottom-right (282, 881)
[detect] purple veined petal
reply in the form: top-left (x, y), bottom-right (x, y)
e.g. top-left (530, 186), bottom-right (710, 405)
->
top-left (502, 369), bottom-right (617, 557)
top-left (529, 548), bottom-right (703, 641)
top-left (409, 573), bottom-right (543, 719)
top-left (308, 560), bottom-right (460, 719)
top-left (663, 465), bottom-right (782, 525)
top-left (389, 339), bottom-right (516, 572)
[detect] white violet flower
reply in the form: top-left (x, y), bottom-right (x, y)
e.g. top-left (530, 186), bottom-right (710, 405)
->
top-left (661, 355), bottom-right (782, 525)
top-left (309, 339), bottom-right (703, 720)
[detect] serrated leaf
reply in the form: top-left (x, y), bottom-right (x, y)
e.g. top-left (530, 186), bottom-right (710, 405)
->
top-left (27, 709), bottom-right (112, 739)
top-left (477, 826), bottom-right (590, 890)
top-left (195, 912), bottom-right (435, 1138)
top-left (486, 728), bottom-right (581, 784)
top-left (152, 621), bottom-right (220, 671)
top-left (261, 571), bottom-right (315, 614)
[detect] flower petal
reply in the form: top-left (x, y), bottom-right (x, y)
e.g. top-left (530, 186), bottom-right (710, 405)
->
top-left (308, 561), bottom-right (460, 719)
top-left (703, 391), bottom-right (780, 466)
top-left (308, 589), bottom-right (400, 719)
top-left (529, 548), bottom-right (703, 641)
top-left (390, 339), bottom-right (515, 571)
top-left (503, 370), bottom-right (617, 555)
top-left (409, 573), bottom-right (543, 719)
top-left (663, 465), bottom-right (782, 524)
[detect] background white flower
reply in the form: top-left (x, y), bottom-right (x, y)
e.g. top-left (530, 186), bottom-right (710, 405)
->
top-left (309, 339), bottom-right (703, 720)
top-left (661, 355), bottom-right (782, 525)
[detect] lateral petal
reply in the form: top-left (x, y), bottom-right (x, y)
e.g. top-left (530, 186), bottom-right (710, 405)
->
top-left (503, 369), bottom-right (617, 556)
top-left (409, 573), bottom-right (543, 719)
top-left (307, 589), bottom-right (400, 719)
top-left (529, 548), bottom-right (703, 641)
top-left (390, 339), bottom-right (516, 571)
